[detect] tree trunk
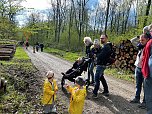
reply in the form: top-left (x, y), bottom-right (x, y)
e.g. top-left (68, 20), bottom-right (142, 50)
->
top-left (143, 0), bottom-right (151, 27)
top-left (104, 0), bottom-right (110, 34)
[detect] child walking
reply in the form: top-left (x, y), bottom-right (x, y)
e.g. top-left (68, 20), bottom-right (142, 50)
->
top-left (64, 76), bottom-right (87, 114)
top-left (42, 71), bottom-right (58, 114)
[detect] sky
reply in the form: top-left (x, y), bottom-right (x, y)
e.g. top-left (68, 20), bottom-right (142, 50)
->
top-left (17, 0), bottom-right (51, 26)
top-left (17, 0), bottom-right (98, 27)
top-left (21, 0), bottom-right (51, 10)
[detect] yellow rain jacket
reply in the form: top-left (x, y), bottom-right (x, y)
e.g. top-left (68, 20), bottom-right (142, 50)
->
top-left (67, 86), bottom-right (87, 114)
top-left (42, 79), bottom-right (58, 104)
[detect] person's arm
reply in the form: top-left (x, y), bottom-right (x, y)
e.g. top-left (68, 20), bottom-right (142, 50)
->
top-left (53, 80), bottom-right (58, 92)
top-left (130, 36), bottom-right (139, 48)
top-left (66, 85), bottom-right (73, 93)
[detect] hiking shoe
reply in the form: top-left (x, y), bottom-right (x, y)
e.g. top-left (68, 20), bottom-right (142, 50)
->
top-left (130, 98), bottom-right (140, 103)
top-left (138, 102), bottom-right (146, 109)
top-left (102, 92), bottom-right (109, 96)
top-left (90, 81), bottom-right (95, 86)
top-left (92, 94), bottom-right (98, 98)
top-left (90, 81), bottom-right (95, 84)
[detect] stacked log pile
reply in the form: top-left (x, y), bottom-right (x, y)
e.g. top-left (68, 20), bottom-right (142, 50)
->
top-left (111, 40), bottom-right (138, 72)
top-left (0, 41), bottom-right (16, 60)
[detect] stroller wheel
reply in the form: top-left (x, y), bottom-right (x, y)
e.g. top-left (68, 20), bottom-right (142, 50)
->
top-left (85, 79), bottom-right (90, 90)
top-left (61, 77), bottom-right (65, 90)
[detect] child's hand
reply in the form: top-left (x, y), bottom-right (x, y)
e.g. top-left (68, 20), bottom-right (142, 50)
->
top-left (74, 88), bottom-right (79, 93)
top-left (54, 89), bottom-right (58, 94)
top-left (63, 84), bottom-right (69, 88)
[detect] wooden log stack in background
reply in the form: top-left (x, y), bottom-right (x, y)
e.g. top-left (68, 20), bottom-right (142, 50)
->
top-left (111, 39), bottom-right (138, 72)
top-left (0, 40), bottom-right (16, 60)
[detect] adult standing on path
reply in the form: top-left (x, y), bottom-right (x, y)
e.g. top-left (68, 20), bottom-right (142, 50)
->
top-left (25, 41), bottom-right (29, 49)
top-left (40, 43), bottom-right (44, 52)
top-left (92, 34), bottom-right (111, 98)
top-left (89, 39), bottom-right (101, 84)
top-left (130, 34), bottom-right (149, 109)
top-left (83, 37), bottom-right (93, 84)
top-left (142, 32), bottom-right (152, 114)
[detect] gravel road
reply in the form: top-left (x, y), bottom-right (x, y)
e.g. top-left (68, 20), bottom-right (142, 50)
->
top-left (25, 47), bottom-right (146, 114)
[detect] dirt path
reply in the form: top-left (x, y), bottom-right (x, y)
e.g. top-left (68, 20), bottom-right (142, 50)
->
top-left (25, 47), bottom-right (146, 114)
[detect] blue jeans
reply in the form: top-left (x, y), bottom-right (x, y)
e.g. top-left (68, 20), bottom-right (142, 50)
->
top-left (135, 67), bottom-right (145, 101)
top-left (89, 61), bottom-right (94, 82)
top-left (93, 65), bottom-right (108, 95)
top-left (144, 77), bottom-right (152, 114)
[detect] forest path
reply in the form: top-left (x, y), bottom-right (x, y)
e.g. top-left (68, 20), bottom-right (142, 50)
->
top-left (25, 47), bottom-right (146, 114)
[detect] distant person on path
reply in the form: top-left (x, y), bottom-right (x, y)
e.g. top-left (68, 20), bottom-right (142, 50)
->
top-left (42, 71), bottom-right (58, 114)
top-left (64, 76), bottom-right (87, 114)
top-left (142, 35), bottom-right (152, 114)
top-left (33, 45), bottom-right (35, 53)
top-left (25, 41), bottom-right (29, 49)
top-left (35, 42), bottom-right (39, 52)
top-left (83, 37), bottom-right (93, 84)
top-left (40, 43), bottom-right (44, 52)
top-left (92, 34), bottom-right (112, 98)
top-left (130, 34), bottom-right (150, 109)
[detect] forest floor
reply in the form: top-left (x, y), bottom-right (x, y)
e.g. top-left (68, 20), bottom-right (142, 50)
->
top-left (23, 47), bottom-right (147, 114)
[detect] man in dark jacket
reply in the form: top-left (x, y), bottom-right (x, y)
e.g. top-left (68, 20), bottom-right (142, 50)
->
top-left (92, 34), bottom-right (111, 98)
top-left (39, 43), bottom-right (44, 52)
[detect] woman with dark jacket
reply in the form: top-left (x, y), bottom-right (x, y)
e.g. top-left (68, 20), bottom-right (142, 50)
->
top-left (83, 37), bottom-right (93, 83)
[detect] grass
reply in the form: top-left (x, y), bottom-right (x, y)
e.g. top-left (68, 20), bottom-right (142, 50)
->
top-left (44, 47), bottom-right (83, 62)
top-left (13, 47), bottom-right (29, 60)
top-left (44, 47), bottom-right (135, 82)
top-left (0, 47), bottom-right (36, 113)
top-left (105, 68), bottom-right (134, 82)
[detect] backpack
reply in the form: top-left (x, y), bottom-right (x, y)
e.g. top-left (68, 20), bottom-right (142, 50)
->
top-left (106, 42), bottom-right (116, 65)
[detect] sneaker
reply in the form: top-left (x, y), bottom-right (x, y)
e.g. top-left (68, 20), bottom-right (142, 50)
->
top-left (92, 94), bottom-right (98, 98)
top-left (130, 98), bottom-right (140, 103)
top-left (90, 81), bottom-right (95, 84)
top-left (102, 91), bottom-right (109, 96)
top-left (90, 81), bottom-right (95, 86)
top-left (138, 102), bottom-right (146, 109)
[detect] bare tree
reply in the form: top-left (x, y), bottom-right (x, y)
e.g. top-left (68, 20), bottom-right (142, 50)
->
top-left (143, 0), bottom-right (151, 27)
top-left (104, 0), bottom-right (110, 34)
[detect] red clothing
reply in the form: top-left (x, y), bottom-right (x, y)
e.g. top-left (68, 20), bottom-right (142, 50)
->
top-left (142, 39), bottom-right (152, 78)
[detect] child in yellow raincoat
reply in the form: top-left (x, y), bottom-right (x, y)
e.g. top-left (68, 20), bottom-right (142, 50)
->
top-left (64, 76), bottom-right (87, 114)
top-left (42, 71), bottom-right (58, 113)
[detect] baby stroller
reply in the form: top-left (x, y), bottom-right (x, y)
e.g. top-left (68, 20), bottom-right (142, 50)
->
top-left (61, 57), bottom-right (90, 89)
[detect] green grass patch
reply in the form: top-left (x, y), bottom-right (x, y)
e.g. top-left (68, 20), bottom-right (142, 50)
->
top-left (0, 46), bottom-right (37, 113)
top-left (13, 47), bottom-right (30, 61)
top-left (105, 68), bottom-right (134, 82)
top-left (44, 47), bottom-right (83, 62)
